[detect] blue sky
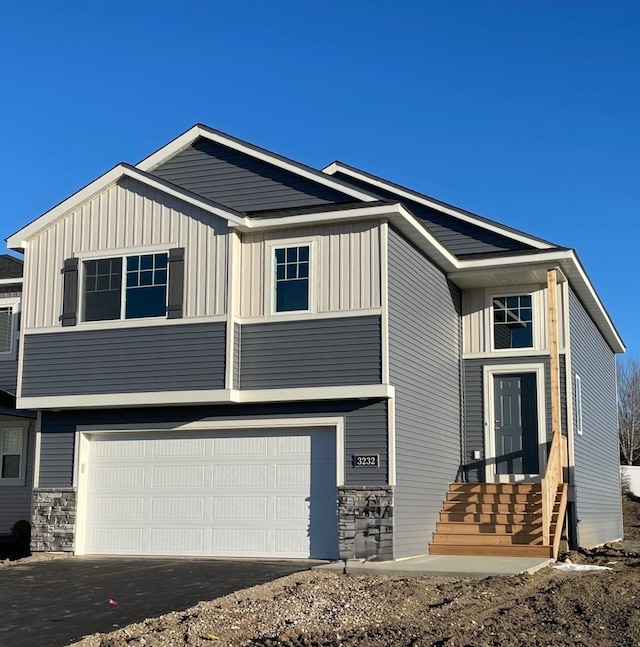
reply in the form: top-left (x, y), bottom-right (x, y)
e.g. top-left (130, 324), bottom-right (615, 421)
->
top-left (1, 1), bottom-right (637, 353)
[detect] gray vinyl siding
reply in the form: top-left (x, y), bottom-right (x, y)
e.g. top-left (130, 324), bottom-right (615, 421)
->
top-left (0, 418), bottom-right (34, 534)
top-left (38, 399), bottom-right (388, 487)
top-left (569, 288), bottom-right (622, 547)
top-left (22, 323), bottom-right (226, 397)
top-left (239, 316), bottom-right (381, 389)
top-left (151, 139), bottom-right (353, 213)
top-left (333, 172), bottom-right (533, 257)
top-left (387, 227), bottom-right (462, 559)
top-left (0, 359), bottom-right (18, 394)
top-left (463, 355), bottom-right (567, 481)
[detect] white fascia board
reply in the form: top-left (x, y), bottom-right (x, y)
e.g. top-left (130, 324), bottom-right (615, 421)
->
top-left (324, 162), bottom-right (553, 251)
top-left (0, 278), bottom-right (23, 286)
top-left (136, 125), bottom-right (378, 203)
top-left (453, 250), bottom-right (625, 353)
top-left (6, 165), bottom-right (246, 250)
top-left (236, 203), bottom-right (458, 272)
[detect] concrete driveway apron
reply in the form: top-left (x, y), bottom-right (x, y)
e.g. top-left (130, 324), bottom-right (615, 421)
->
top-left (0, 557), bottom-right (315, 647)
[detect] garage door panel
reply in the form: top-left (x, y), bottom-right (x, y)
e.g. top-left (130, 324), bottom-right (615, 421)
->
top-left (83, 428), bottom-right (338, 558)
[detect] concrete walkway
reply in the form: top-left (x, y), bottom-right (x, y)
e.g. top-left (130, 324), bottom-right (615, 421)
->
top-left (317, 554), bottom-right (554, 578)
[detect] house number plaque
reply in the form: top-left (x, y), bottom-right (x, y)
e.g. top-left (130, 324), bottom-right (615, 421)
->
top-left (353, 454), bottom-right (379, 467)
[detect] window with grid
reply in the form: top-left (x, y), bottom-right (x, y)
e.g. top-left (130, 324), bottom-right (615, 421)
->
top-left (1, 428), bottom-right (23, 481)
top-left (0, 307), bottom-right (12, 354)
top-left (493, 294), bottom-right (533, 349)
top-left (274, 245), bottom-right (310, 312)
top-left (83, 253), bottom-right (168, 321)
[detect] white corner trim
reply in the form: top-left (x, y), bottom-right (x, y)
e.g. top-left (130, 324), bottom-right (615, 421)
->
top-left (136, 125), bottom-right (378, 203)
top-left (380, 221), bottom-right (390, 385)
top-left (387, 395), bottom-right (396, 487)
top-left (17, 385), bottom-right (394, 411)
top-left (323, 162), bottom-right (553, 250)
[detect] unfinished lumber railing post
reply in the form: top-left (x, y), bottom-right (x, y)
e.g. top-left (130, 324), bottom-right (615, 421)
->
top-left (541, 268), bottom-right (566, 553)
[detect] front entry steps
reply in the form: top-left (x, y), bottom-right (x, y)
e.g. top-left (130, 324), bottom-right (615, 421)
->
top-left (430, 482), bottom-right (564, 558)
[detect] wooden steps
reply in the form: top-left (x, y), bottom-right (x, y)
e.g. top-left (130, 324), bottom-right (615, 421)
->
top-left (429, 482), bottom-right (563, 558)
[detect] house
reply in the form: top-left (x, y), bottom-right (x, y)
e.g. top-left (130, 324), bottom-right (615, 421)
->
top-left (5, 125), bottom-right (623, 560)
top-left (0, 255), bottom-right (37, 539)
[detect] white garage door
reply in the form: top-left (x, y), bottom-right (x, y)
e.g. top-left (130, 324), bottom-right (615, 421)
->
top-left (81, 428), bottom-right (338, 559)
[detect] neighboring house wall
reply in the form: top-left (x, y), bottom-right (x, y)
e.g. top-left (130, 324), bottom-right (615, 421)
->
top-left (387, 226), bottom-right (462, 559)
top-left (151, 138), bottom-right (355, 212)
top-left (240, 222), bottom-right (381, 318)
top-left (22, 177), bottom-right (230, 330)
top-left (621, 466), bottom-right (640, 497)
top-left (0, 415), bottom-right (35, 535)
top-left (238, 316), bottom-right (381, 389)
top-left (21, 323), bottom-right (227, 397)
top-left (569, 288), bottom-right (622, 547)
top-left (0, 284), bottom-right (21, 394)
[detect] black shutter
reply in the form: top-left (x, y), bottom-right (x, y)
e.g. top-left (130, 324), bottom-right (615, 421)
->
top-left (61, 257), bottom-right (79, 327)
top-left (167, 247), bottom-right (185, 319)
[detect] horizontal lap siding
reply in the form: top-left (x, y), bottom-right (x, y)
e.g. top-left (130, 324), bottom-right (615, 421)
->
top-left (24, 177), bottom-right (229, 329)
top-left (0, 359), bottom-right (18, 394)
top-left (0, 419), bottom-right (34, 534)
top-left (463, 355), bottom-right (566, 481)
top-left (388, 227), bottom-right (462, 559)
top-left (151, 139), bottom-right (353, 212)
top-left (569, 288), bottom-right (622, 547)
top-left (239, 317), bottom-right (381, 389)
top-left (38, 400), bottom-right (387, 488)
top-left (22, 323), bottom-right (226, 396)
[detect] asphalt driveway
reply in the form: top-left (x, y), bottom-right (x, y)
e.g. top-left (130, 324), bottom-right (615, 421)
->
top-left (0, 556), bottom-right (317, 647)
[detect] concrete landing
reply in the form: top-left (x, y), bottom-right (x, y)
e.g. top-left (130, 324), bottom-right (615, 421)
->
top-left (316, 554), bottom-right (554, 578)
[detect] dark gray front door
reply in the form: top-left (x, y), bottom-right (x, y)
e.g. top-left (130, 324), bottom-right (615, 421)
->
top-left (494, 373), bottom-right (539, 474)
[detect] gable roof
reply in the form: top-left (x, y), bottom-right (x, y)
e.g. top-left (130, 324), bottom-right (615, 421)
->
top-left (323, 161), bottom-right (557, 254)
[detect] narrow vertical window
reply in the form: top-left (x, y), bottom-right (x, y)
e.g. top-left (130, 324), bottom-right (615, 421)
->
top-left (575, 374), bottom-right (583, 435)
top-left (0, 307), bottom-right (13, 354)
top-left (274, 245), bottom-right (309, 312)
top-left (1, 428), bottom-right (23, 481)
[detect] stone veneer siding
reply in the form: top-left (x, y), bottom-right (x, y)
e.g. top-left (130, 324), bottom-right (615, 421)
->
top-left (31, 488), bottom-right (76, 552)
top-left (338, 486), bottom-right (394, 561)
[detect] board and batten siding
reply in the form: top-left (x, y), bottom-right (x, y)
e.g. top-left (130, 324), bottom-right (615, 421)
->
top-left (151, 138), bottom-right (354, 213)
top-left (568, 288), bottom-right (622, 547)
top-left (463, 355), bottom-right (567, 482)
top-left (239, 316), bottom-right (381, 389)
top-left (0, 417), bottom-right (35, 534)
top-left (240, 222), bottom-right (381, 317)
top-left (23, 177), bottom-right (229, 330)
top-left (462, 286), bottom-right (566, 355)
top-left (22, 323), bottom-right (226, 397)
top-left (37, 399), bottom-right (388, 488)
top-left (387, 226), bottom-right (462, 559)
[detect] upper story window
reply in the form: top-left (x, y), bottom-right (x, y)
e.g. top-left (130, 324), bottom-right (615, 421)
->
top-left (1, 427), bottom-right (25, 483)
top-left (83, 253), bottom-right (168, 322)
top-left (0, 297), bottom-right (19, 359)
top-left (274, 245), bottom-right (310, 313)
top-left (492, 294), bottom-right (533, 350)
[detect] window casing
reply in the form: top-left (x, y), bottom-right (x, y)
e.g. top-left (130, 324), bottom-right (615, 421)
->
top-left (273, 244), bottom-right (310, 313)
top-left (492, 293), bottom-right (534, 350)
top-left (0, 427), bottom-right (25, 484)
top-left (82, 253), bottom-right (168, 322)
top-left (0, 298), bottom-right (19, 360)
top-left (575, 374), bottom-right (583, 435)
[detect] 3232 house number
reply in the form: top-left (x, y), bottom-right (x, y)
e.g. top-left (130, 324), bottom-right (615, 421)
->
top-left (353, 454), bottom-right (379, 467)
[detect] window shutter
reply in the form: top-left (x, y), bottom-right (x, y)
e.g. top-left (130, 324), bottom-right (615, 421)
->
top-left (61, 257), bottom-right (79, 327)
top-left (167, 247), bottom-right (185, 319)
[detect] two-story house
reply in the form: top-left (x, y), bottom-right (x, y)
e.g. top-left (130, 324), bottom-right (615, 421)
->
top-left (0, 255), bottom-right (36, 538)
top-left (6, 125), bottom-right (623, 560)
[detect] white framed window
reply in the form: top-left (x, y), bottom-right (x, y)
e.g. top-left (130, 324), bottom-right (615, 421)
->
top-left (268, 238), bottom-right (317, 315)
top-left (0, 427), bottom-right (26, 485)
top-left (0, 297), bottom-right (20, 361)
top-left (575, 374), bottom-right (583, 435)
top-left (491, 293), bottom-right (534, 351)
top-left (81, 252), bottom-right (169, 322)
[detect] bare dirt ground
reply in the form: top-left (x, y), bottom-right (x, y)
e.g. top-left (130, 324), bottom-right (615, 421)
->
top-left (62, 495), bottom-right (640, 647)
